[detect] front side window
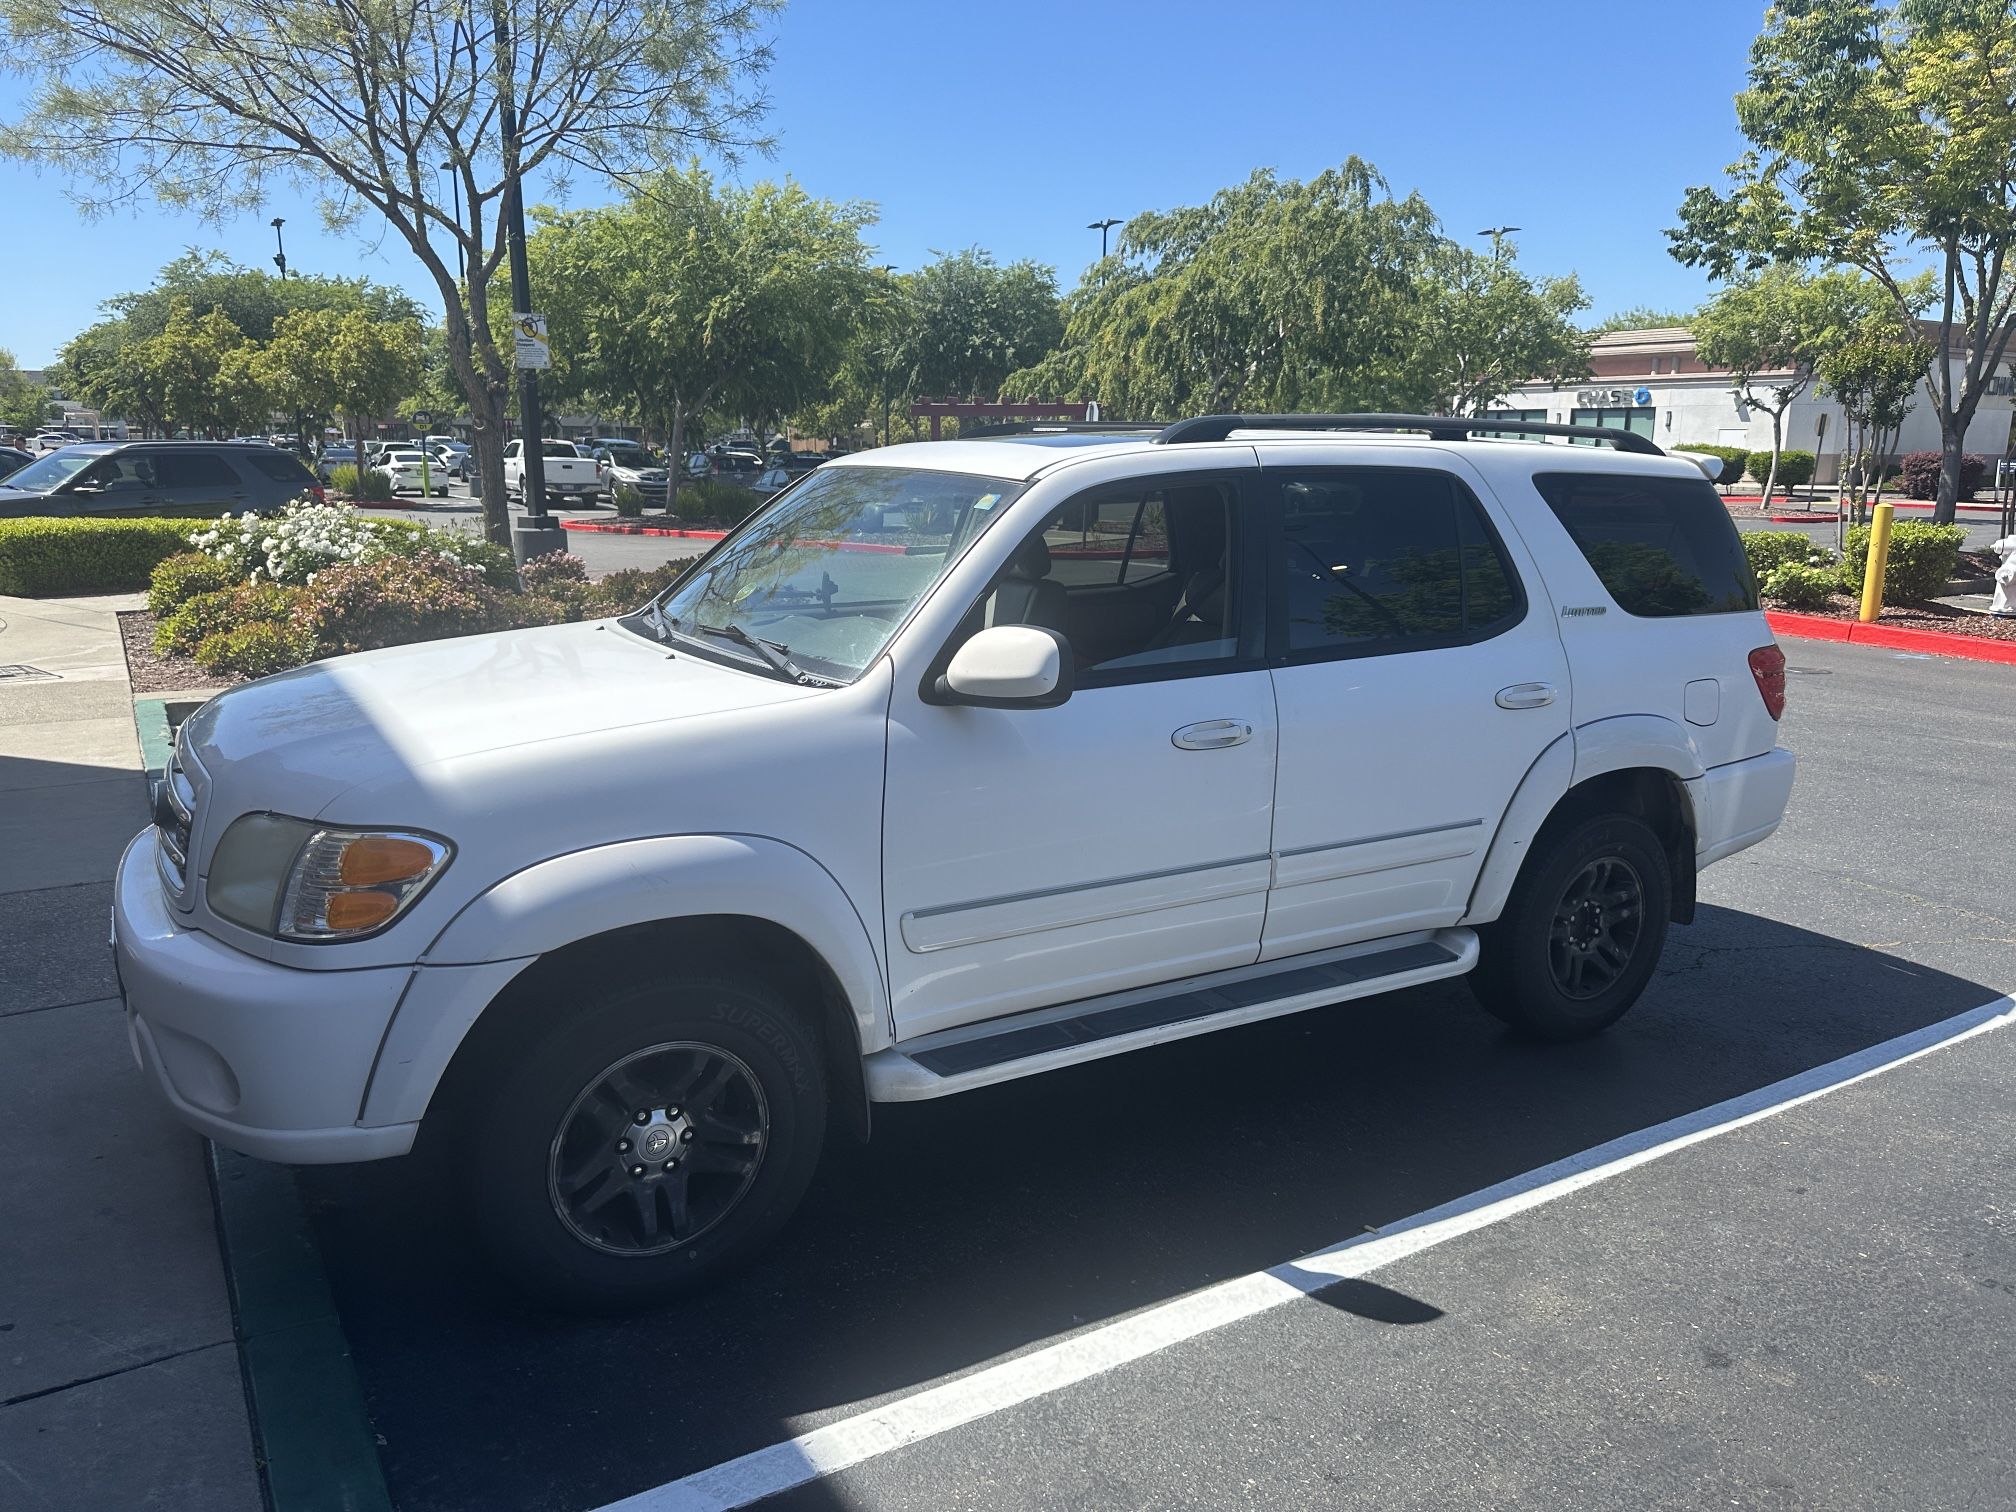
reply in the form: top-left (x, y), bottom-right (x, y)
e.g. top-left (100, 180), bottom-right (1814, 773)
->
top-left (973, 477), bottom-right (1245, 680)
top-left (637, 465), bottom-right (1018, 685)
top-left (1275, 468), bottom-right (1523, 655)
top-left (3, 448), bottom-right (103, 492)
top-left (1534, 472), bottom-right (1758, 617)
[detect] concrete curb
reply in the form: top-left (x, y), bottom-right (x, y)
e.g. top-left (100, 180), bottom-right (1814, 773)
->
top-left (208, 1147), bottom-right (392, 1512)
top-left (1766, 609), bottom-right (2016, 666)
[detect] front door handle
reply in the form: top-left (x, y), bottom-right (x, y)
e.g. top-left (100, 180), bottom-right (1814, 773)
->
top-left (1495, 682), bottom-right (1557, 710)
top-left (1172, 719), bottom-right (1254, 750)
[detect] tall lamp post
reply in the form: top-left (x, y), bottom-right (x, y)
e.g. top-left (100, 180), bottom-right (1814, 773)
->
top-left (1477, 224), bottom-right (1521, 261)
top-left (490, 0), bottom-right (562, 561)
top-left (1088, 217), bottom-right (1121, 259)
top-left (270, 217), bottom-right (289, 278)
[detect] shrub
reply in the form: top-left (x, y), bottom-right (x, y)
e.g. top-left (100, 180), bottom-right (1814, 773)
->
top-left (612, 482), bottom-right (644, 517)
top-left (576, 563), bottom-right (691, 619)
top-left (1898, 450), bottom-right (1988, 501)
top-left (519, 550), bottom-right (588, 595)
top-left (193, 619), bottom-right (317, 679)
top-left (1678, 443), bottom-right (1748, 486)
top-left (155, 582), bottom-right (303, 657)
top-left (0, 518), bottom-right (193, 596)
top-left (329, 463), bottom-right (394, 502)
top-left (1760, 563), bottom-right (1839, 610)
top-left (296, 552), bottom-right (502, 656)
top-left (680, 477), bottom-right (764, 524)
top-left (1742, 448), bottom-right (1816, 491)
top-left (1740, 531), bottom-right (1831, 579)
top-left (377, 522), bottom-right (518, 589)
top-left (499, 594), bottom-right (577, 628)
top-left (146, 551), bottom-right (240, 616)
top-left (1840, 520), bottom-right (1966, 604)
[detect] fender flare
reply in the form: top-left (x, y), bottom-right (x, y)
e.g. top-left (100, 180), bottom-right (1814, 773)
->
top-left (360, 835), bottom-right (889, 1130)
top-left (1465, 717), bottom-right (1705, 926)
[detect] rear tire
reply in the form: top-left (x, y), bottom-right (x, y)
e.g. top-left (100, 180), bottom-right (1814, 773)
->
top-left (456, 971), bottom-right (827, 1311)
top-left (1468, 812), bottom-right (1670, 1041)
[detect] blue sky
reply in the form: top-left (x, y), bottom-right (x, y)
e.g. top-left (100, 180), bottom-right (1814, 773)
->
top-left (0, 0), bottom-right (1768, 366)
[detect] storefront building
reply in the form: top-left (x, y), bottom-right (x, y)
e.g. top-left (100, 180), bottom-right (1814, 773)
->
top-left (1491, 326), bottom-right (2016, 483)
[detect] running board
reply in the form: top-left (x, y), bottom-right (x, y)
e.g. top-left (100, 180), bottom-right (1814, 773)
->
top-left (864, 928), bottom-right (1477, 1102)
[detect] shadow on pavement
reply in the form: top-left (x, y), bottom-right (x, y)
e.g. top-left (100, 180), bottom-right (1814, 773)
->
top-left (297, 904), bottom-right (2004, 1512)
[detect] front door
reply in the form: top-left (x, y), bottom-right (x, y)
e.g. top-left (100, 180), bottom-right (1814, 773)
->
top-left (881, 467), bottom-right (1278, 1039)
top-left (1257, 452), bottom-right (1571, 960)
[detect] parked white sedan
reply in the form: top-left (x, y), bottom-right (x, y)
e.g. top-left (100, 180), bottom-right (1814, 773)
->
top-left (382, 449), bottom-right (449, 498)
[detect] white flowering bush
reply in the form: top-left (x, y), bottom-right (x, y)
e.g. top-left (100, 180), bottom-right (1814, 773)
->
top-left (184, 497), bottom-right (515, 589)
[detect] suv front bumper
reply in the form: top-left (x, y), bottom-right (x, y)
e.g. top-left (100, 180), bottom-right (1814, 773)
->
top-left (110, 831), bottom-right (419, 1163)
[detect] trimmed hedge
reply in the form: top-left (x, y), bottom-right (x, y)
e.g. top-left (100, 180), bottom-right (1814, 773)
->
top-left (147, 551), bottom-right (239, 616)
top-left (1741, 531), bottom-right (1831, 578)
top-left (1678, 443), bottom-right (1749, 486)
top-left (1744, 448), bottom-right (1815, 490)
top-left (1759, 562), bottom-right (1838, 610)
top-left (1840, 520), bottom-right (1965, 604)
top-left (0, 518), bottom-right (194, 597)
top-left (1899, 450), bottom-right (1988, 501)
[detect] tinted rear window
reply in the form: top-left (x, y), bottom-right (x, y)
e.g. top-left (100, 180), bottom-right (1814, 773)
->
top-left (240, 450), bottom-right (318, 486)
top-left (1533, 472), bottom-right (1758, 617)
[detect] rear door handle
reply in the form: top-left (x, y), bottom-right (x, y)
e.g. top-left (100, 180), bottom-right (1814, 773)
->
top-left (1172, 719), bottom-right (1254, 750)
top-left (1495, 682), bottom-right (1556, 710)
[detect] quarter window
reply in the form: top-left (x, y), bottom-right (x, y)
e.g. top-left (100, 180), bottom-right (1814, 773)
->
top-left (1534, 472), bottom-right (1759, 617)
top-left (1275, 469), bottom-right (1524, 655)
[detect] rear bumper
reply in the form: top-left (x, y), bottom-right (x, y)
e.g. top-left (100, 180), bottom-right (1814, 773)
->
top-left (1696, 747), bottom-right (1797, 869)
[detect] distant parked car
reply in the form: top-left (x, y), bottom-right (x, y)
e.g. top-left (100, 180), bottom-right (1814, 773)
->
top-left (382, 449), bottom-right (451, 498)
top-left (0, 440), bottom-right (324, 519)
top-left (317, 445), bottom-right (361, 482)
top-left (0, 445), bottom-right (34, 481)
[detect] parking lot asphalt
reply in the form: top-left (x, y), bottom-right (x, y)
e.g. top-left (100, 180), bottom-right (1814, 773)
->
top-left (281, 635), bottom-right (2016, 1512)
top-left (366, 484), bottom-right (713, 576)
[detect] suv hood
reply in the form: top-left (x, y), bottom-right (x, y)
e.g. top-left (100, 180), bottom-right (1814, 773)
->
top-left (182, 619), bottom-right (815, 819)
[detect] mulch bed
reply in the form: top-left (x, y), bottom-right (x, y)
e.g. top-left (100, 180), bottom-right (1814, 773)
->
top-left (1771, 592), bottom-right (2016, 642)
top-left (118, 609), bottom-right (241, 694)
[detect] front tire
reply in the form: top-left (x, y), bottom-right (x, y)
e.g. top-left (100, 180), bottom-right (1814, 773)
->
top-left (1468, 812), bottom-right (1670, 1041)
top-left (458, 972), bottom-right (828, 1311)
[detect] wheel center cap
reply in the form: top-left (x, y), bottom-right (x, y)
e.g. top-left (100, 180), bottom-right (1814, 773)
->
top-left (640, 1126), bottom-right (674, 1160)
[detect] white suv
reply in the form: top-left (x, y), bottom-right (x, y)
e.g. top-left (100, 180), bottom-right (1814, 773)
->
top-left (112, 414), bottom-right (1796, 1307)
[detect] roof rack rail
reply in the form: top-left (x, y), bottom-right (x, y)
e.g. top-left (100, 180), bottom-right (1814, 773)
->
top-left (1152, 413), bottom-right (1666, 456)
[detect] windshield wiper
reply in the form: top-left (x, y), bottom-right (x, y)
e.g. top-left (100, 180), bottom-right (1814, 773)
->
top-left (694, 620), bottom-right (839, 686)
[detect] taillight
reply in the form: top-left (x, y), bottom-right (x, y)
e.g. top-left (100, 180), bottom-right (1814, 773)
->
top-left (1748, 644), bottom-right (1786, 720)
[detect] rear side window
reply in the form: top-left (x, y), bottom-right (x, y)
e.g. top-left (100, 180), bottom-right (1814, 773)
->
top-left (1534, 472), bottom-right (1758, 617)
top-left (153, 451), bottom-right (241, 488)
top-left (1274, 468), bottom-right (1525, 655)
top-left (240, 450), bottom-right (318, 487)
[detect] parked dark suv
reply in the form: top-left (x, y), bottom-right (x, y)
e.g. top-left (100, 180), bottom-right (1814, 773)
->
top-left (0, 441), bottom-right (324, 519)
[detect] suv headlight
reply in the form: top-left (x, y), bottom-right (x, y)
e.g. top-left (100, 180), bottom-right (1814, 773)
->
top-left (207, 814), bottom-right (453, 941)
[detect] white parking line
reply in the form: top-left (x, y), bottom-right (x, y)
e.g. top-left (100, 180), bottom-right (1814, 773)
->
top-left (594, 993), bottom-right (2016, 1512)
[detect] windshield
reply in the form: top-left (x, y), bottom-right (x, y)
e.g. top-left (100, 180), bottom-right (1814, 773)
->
top-left (2, 449), bottom-right (102, 491)
top-left (636, 465), bottom-right (1017, 684)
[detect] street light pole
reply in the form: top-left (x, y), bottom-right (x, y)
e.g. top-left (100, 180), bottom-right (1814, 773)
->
top-left (270, 217), bottom-right (289, 278)
top-left (1476, 224), bottom-right (1521, 261)
top-left (490, 0), bottom-right (562, 561)
top-left (1088, 217), bottom-right (1121, 259)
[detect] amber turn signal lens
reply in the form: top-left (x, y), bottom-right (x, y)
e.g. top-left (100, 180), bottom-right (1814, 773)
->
top-left (337, 836), bottom-right (437, 886)
top-left (324, 890), bottom-right (400, 932)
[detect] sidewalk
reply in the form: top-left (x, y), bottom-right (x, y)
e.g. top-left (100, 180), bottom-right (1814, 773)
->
top-left (0, 592), bottom-right (261, 1511)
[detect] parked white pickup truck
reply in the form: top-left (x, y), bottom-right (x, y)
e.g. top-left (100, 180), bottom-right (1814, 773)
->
top-left (503, 438), bottom-right (602, 504)
top-left (114, 411), bottom-right (1795, 1310)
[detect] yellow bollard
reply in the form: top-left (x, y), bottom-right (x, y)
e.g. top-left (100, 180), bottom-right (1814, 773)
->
top-left (1858, 501), bottom-right (1895, 623)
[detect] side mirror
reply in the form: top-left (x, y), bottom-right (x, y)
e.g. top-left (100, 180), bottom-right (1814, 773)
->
top-left (936, 625), bottom-right (1073, 708)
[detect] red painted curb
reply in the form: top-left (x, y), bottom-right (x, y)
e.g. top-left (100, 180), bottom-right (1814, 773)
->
top-left (1766, 609), bottom-right (2016, 665)
top-left (561, 520), bottom-right (727, 539)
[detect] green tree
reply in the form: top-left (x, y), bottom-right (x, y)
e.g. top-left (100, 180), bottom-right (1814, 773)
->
top-left (0, 0), bottom-right (781, 543)
top-left (1819, 314), bottom-right (1933, 526)
top-left (1671, 0), bottom-right (2016, 524)
top-left (0, 349), bottom-right (50, 434)
top-left (533, 165), bottom-right (874, 511)
top-left (130, 300), bottom-right (262, 436)
top-left (1003, 161), bottom-right (1460, 418)
top-left (109, 250), bottom-right (421, 342)
top-left (899, 250), bottom-right (1062, 401)
top-left (1587, 305), bottom-right (1698, 333)
top-left (1411, 242), bottom-right (1590, 415)
top-left (1690, 266), bottom-right (1868, 504)
top-left (255, 308), bottom-right (421, 445)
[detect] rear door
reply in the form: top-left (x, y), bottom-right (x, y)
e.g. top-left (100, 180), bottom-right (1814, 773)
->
top-left (1257, 449), bottom-right (1571, 960)
top-left (151, 449), bottom-right (251, 517)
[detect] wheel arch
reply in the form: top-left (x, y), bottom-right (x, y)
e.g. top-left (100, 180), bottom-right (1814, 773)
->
top-left (364, 835), bottom-right (888, 1143)
top-left (1466, 721), bottom-right (1702, 928)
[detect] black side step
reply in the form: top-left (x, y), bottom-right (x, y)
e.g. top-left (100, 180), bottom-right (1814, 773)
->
top-left (908, 939), bottom-right (1459, 1078)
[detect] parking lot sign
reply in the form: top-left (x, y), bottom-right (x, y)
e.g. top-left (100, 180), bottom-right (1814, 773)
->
top-left (512, 313), bottom-right (551, 370)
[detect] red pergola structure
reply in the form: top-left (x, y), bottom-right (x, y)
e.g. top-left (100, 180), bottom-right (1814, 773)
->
top-left (907, 398), bottom-right (1104, 441)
